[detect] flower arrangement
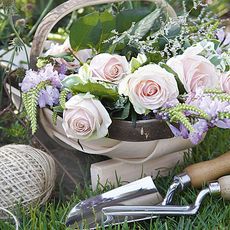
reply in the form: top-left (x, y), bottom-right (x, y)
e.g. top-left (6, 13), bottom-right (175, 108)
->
top-left (19, 2), bottom-right (230, 145)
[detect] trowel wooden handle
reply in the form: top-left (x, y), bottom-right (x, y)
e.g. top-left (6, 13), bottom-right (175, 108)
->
top-left (218, 175), bottom-right (230, 200)
top-left (184, 151), bottom-right (230, 188)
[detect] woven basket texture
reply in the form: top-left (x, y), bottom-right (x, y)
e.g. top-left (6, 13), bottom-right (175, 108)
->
top-left (0, 144), bottom-right (56, 219)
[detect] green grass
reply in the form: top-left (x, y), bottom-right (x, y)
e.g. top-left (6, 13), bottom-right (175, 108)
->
top-left (0, 128), bottom-right (229, 230)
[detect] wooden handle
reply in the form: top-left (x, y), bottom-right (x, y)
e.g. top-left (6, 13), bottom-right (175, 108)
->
top-left (218, 175), bottom-right (230, 200)
top-left (30, 0), bottom-right (177, 69)
top-left (184, 151), bottom-right (230, 188)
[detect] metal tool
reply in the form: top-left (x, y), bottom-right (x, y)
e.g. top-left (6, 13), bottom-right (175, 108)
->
top-left (66, 176), bottom-right (162, 228)
top-left (66, 151), bottom-right (230, 229)
top-left (103, 175), bottom-right (230, 218)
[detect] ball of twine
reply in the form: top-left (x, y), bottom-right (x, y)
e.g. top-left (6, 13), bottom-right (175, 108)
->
top-left (0, 144), bottom-right (56, 219)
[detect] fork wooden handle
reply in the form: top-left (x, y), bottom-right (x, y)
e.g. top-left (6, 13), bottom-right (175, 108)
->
top-left (184, 151), bottom-right (230, 188)
top-left (219, 175), bottom-right (230, 200)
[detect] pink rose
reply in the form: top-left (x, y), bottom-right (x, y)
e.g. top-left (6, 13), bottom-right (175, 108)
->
top-left (45, 38), bottom-right (72, 56)
top-left (167, 53), bottom-right (218, 93)
top-left (119, 64), bottom-right (179, 114)
top-left (89, 53), bottom-right (129, 83)
top-left (62, 93), bottom-right (111, 140)
top-left (45, 38), bottom-right (92, 69)
top-left (219, 72), bottom-right (230, 94)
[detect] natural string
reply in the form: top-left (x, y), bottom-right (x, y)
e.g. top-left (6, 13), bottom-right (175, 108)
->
top-left (0, 207), bottom-right (19, 230)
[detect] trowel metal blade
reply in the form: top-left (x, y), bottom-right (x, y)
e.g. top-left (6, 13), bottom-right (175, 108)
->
top-left (66, 177), bottom-right (162, 229)
top-left (67, 211), bottom-right (157, 229)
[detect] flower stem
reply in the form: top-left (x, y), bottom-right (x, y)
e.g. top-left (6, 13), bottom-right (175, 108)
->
top-left (8, 15), bottom-right (30, 68)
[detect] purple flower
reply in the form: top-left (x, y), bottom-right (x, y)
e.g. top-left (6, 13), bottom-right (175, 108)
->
top-left (60, 64), bottom-right (67, 75)
top-left (163, 98), bottom-right (179, 109)
top-left (216, 119), bottom-right (230, 129)
top-left (216, 29), bottom-right (230, 47)
top-left (19, 69), bottom-right (42, 92)
top-left (188, 119), bottom-right (208, 144)
top-left (168, 123), bottom-right (189, 139)
top-left (20, 64), bottom-right (63, 92)
top-left (39, 64), bottom-right (61, 88)
top-left (38, 86), bottom-right (59, 108)
top-left (216, 29), bottom-right (230, 54)
top-left (188, 93), bottom-right (228, 119)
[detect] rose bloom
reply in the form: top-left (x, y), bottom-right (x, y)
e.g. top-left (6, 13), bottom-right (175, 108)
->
top-left (219, 72), bottom-right (230, 94)
top-left (45, 37), bottom-right (92, 69)
top-left (167, 52), bottom-right (218, 93)
top-left (45, 37), bottom-right (72, 56)
top-left (119, 64), bottom-right (179, 114)
top-left (62, 93), bottom-right (112, 140)
top-left (89, 53), bottom-right (129, 83)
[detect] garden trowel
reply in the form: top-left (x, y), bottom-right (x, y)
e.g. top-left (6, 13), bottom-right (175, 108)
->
top-left (66, 151), bottom-right (230, 229)
top-left (103, 175), bottom-right (230, 218)
top-left (66, 176), bottom-right (163, 229)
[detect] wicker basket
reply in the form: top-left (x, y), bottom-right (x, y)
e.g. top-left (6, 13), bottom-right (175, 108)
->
top-left (14, 0), bottom-right (195, 162)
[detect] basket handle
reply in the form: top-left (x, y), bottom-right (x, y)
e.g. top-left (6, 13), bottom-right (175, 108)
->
top-left (30, 0), bottom-right (177, 69)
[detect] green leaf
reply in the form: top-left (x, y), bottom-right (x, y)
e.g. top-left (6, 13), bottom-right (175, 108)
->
top-left (70, 11), bottom-right (116, 51)
top-left (130, 53), bottom-right (147, 72)
top-left (160, 63), bottom-right (186, 94)
top-left (70, 12), bottom-right (102, 51)
top-left (98, 11), bottom-right (116, 52)
top-left (99, 11), bottom-right (116, 40)
top-left (130, 58), bottom-right (141, 73)
top-left (131, 8), bottom-right (162, 38)
top-left (115, 8), bottom-right (152, 33)
top-left (147, 52), bottom-right (163, 63)
top-left (165, 23), bottom-right (181, 39)
top-left (65, 81), bottom-right (119, 102)
top-left (111, 8), bottom-right (162, 51)
top-left (112, 101), bottom-right (131, 120)
top-left (209, 55), bottom-right (222, 66)
top-left (61, 74), bottom-right (84, 89)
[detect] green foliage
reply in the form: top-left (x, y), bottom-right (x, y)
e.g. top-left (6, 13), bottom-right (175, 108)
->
top-left (52, 111), bottom-right (58, 125)
top-left (213, 93), bottom-right (230, 102)
top-left (219, 112), bottom-right (230, 119)
top-left (102, 96), bottom-right (131, 120)
top-left (70, 11), bottom-right (116, 51)
top-left (110, 8), bottom-right (163, 53)
top-left (113, 101), bottom-right (131, 120)
top-left (69, 7), bottom-right (163, 54)
top-left (22, 81), bottom-right (49, 134)
top-left (165, 103), bottom-right (211, 133)
top-left (59, 89), bottom-right (69, 109)
top-left (115, 8), bottom-right (153, 33)
top-left (62, 76), bottom-right (119, 102)
top-left (0, 112), bottom-right (30, 145)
